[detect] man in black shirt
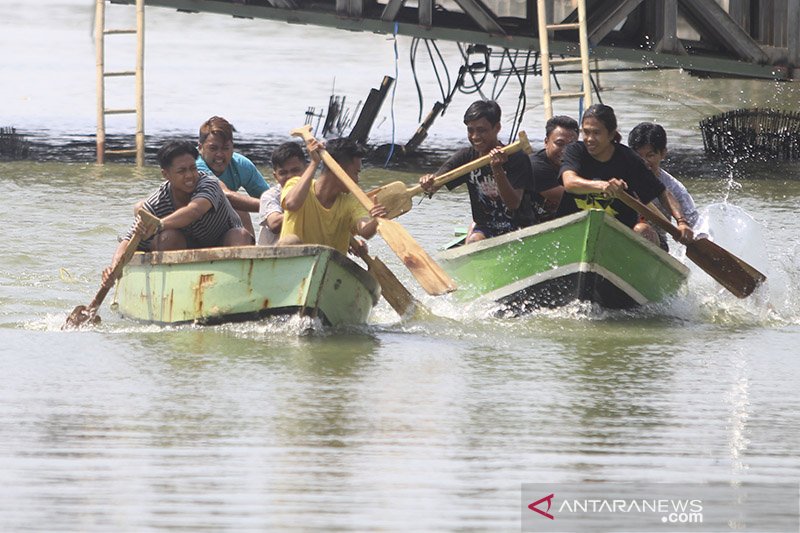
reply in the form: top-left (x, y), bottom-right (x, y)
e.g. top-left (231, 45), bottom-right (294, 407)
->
top-left (560, 104), bottom-right (693, 245)
top-left (528, 115), bottom-right (580, 221)
top-left (419, 100), bottom-right (535, 243)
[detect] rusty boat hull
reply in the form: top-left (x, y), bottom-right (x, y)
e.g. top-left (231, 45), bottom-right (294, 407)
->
top-left (113, 245), bottom-right (380, 326)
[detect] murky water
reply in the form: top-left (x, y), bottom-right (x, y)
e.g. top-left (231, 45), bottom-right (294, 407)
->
top-left (2, 1), bottom-right (800, 531)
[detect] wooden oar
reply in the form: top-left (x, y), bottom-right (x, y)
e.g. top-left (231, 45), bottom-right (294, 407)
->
top-left (616, 191), bottom-right (766, 298)
top-left (349, 237), bottom-right (424, 317)
top-left (290, 125), bottom-right (456, 296)
top-left (63, 209), bottom-right (161, 329)
top-left (367, 131), bottom-right (533, 219)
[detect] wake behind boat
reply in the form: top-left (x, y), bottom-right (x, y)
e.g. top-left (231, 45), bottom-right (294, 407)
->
top-left (113, 245), bottom-right (380, 326)
top-left (436, 210), bottom-right (690, 314)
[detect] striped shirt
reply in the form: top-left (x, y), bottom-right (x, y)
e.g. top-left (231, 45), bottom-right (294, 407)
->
top-left (126, 173), bottom-right (242, 251)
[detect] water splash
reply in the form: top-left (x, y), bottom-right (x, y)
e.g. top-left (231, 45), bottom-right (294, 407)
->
top-left (676, 202), bottom-right (800, 325)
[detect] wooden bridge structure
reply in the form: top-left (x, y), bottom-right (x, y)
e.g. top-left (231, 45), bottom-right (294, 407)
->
top-left (115, 0), bottom-right (800, 79)
top-left (98, 0), bottom-right (800, 163)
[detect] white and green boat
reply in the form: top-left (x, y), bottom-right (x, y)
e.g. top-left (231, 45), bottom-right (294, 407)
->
top-left (113, 245), bottom-right (380, 326)
top-left (437, 210), bottom-right (689, 314)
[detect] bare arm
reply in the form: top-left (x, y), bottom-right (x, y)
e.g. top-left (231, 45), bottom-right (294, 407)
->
top-left (283, 139), bottom-right (322, 212)
top-left (102, 215), bottom-right (148, 286)
top-left (539, 185), bottom-right (565, 214)
top-left (562, 170), bottom-right (628, 197)
top-left (218, 180), bottom-right (261, 212)
top-left (266, 211), bottom-right (283, 233)
top-left (160, 198), bottom-right (213, 230)
top-left (355, 203), bottom-right (387, 239)
top-left (488, 147), bottom-right (523, 210)
top-left (225, 192), bottom-right (261, 212)
top-left (658, 189), bottom-right (694, 243)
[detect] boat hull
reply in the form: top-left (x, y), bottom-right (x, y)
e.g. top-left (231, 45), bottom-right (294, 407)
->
top-left (114, 245), bottom-right (380, 326)
top-left (436, 210), bottom-right (689, 314)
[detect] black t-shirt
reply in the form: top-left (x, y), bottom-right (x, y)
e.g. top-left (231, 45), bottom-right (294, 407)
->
top-left (559, 141), bottom-right (665, 228)
top-left (439, 146), bottom-right (535, 235)
top-left (529, 148), bottom-right (580, 220)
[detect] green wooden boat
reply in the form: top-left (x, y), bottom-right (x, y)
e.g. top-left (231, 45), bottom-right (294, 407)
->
top-left (113, 245), bottom-right (380, 326)
top-left (436, 210), bottom-right (690, 314)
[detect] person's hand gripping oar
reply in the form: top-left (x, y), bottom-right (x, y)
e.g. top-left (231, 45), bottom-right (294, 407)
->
top-left (366, 131), bottom-right (533, 219)
top-left (290, 125), bottom-right (456, 296)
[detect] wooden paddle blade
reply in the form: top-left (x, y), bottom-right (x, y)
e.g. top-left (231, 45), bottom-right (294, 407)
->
top-left (616, 190), bottom-right (766, 298)
top-left (291, 124), bottom-right (454, 296)
top-left (376, 218), bottom-right (456, 295)
top-left (63, 208), bottom-right (161, 329)
top-left (63, 305), bottom-right (102, 329)
top-left (686, 238), bottom-right (766, 298)
top-left (518, 130), bottom-right (533, 155)
top-left (356, 252), bottom-right (418, 317)
top-left (368, 181), bottom-right (413, 220)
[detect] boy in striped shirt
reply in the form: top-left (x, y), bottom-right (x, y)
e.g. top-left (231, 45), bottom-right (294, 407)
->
top-left (103, 140), bottom-right (252, 285)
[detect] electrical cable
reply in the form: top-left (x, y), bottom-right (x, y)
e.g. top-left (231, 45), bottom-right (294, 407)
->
top-left (409, 38), bottom-right (424, 122)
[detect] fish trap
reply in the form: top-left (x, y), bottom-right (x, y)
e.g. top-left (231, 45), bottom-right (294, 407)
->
top-left (0, 127), bottom-right (30, 160)
top-left (699, 108), bottom-right (800, 160)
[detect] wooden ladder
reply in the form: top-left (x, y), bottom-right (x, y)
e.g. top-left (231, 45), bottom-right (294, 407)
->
top-left (536, 0), bottom-right (592, 120)
top-left (95, 0), bottom-right (145, 166)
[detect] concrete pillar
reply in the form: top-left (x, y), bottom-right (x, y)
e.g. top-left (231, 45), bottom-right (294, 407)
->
top-left (652, 0), bottom-right (682, 53)
top-left (789, 0), bottom-right (800, 66)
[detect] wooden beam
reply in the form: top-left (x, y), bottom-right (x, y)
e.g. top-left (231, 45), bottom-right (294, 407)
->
top-left (451, 0), bottom-right (506, 35)
top-left (587, 0), bottom-right (644, 45)
top-left (679, 0), bottom-right (768, 62)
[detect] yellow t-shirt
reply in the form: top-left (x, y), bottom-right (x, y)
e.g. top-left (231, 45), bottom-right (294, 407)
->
top-left (280, 177), bottom-right (368, 253)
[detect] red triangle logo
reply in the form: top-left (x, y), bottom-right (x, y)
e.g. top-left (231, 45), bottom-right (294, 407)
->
top-left (528, 493), bottom-right (555, 520)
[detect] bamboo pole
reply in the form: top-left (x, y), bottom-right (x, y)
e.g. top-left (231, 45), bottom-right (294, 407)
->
top-left (577, 0), bottom-right (592, 110)
top-left (536, 0), bottom-right (553, 120)
top-left (95, 0), bottom-right (105, 164)
top-left (135, 0), bottom-right (145, 167)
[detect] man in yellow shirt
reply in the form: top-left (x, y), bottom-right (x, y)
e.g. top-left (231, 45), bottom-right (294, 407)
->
top-left (279, 137), bottom-right (386, 253)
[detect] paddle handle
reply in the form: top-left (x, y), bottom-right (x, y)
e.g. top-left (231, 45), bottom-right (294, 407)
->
top-left (405, 130), bottom-right (533, 197)
top-left (349, 236), bottom-right (418, 316)
top-left (618, 190), bottom-right (767, 297)
top-left (616, 190), bottom-right (682, 240)
top-left (87, 209), bottom-right (160, 310)
top-left (290, 125), bottom-right (375, 211)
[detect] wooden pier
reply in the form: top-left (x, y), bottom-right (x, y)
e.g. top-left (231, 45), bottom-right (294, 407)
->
top-left (110, 0), bottom-right (800, 80)
top-left (97, 0), bottom-right (800, 163)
